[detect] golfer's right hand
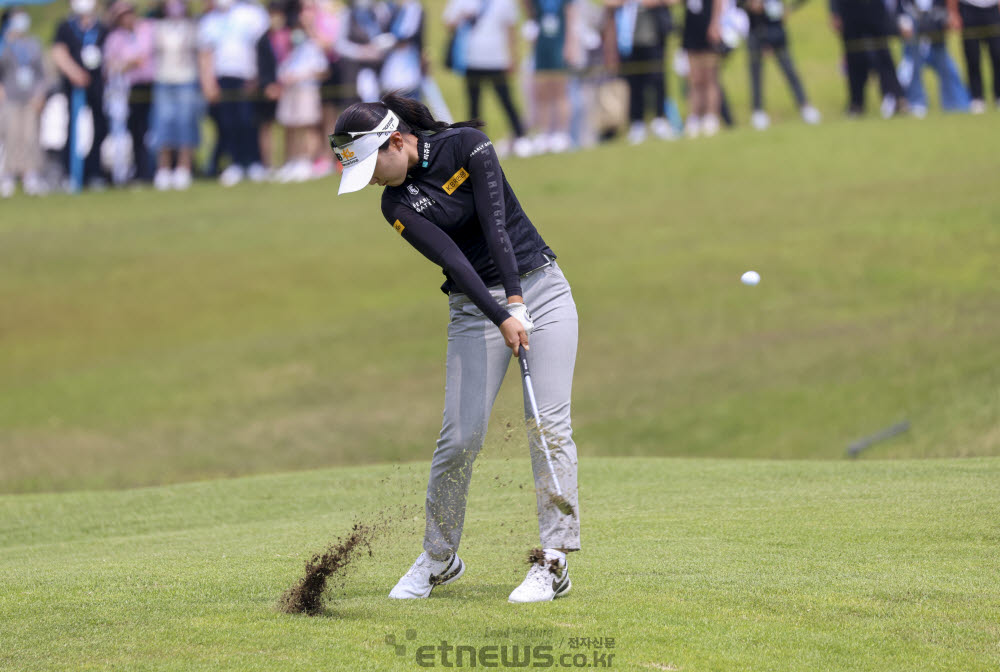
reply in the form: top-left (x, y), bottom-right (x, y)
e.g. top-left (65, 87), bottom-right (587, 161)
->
top-left (500, 317), bottom-right (529, 356)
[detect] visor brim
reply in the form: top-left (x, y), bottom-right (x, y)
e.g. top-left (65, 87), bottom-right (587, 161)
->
top-left (337, 150), bottom-right (379, 195)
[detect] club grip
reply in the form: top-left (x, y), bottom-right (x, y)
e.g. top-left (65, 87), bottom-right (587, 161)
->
top-left (518, 347), bottom-right (530, 378)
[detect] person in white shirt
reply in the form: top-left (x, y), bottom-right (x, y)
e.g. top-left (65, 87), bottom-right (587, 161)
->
top-left (151, 0), bottom-right (201, 190)
top-left (444, 0), bottom-right (530, 153)
top-left (198, 0), bottom-right (269, 186)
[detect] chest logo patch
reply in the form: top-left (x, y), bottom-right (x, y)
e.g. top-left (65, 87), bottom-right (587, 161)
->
top-left (442, 167), bottom-right (470, 195)
top-left (393, 219), bottom-right (405, 235)
top-left (407, 184), bottom-right (419, 195)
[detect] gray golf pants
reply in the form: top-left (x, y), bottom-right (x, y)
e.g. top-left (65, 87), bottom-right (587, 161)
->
top-left (423, 260), bottom-right (581, 560)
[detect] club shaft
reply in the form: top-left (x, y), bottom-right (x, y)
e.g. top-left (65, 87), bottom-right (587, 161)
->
top-left (518, 350), bottom-right (563, 497)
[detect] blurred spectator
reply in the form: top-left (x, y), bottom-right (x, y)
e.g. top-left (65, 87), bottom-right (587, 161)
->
top-left (300, 0), bottom-right (342, 131)
top-left (52, 0), bottom-right (110, 190)
top-left (0, 9), bottom-right (47, 197)
top-left (830, 0), bottom-right (907, 116)
top-left (198, 0), bottom-right (269, 186)
top-left (897, 0), bottom-right (969, 115)
top-left (105, 0), bottom-right (156, 181)
top-left (682, 0), bottom-right (723, 136)
top-left (738, 0), bottom-right (819, 129)
top-left (947, 0), bottom-right (1000, 113)
top-left (567, 0), bottom-right (606, 147)
top-left (605, 0), bottom-right (676, 144)
top-left (381, 0), bottom-right (424, 99)
top-left (337, 0), bottom-right (396, 102)
top-left (526, 0), bottom-right (579, 153)
top-left (257, 0), bottom-right (288, 174)
top-left (298, 0), bottom-right (338, 175)
top-left (275, 24), bottom-right (327, 181)
top-left (443, 0), bottom-right (530, 154)
top-left (151, 0), bottom-right (201, 190)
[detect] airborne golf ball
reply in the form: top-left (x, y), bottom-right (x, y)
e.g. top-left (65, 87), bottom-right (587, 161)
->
top-left (741, 270), bottom-right (761, 286)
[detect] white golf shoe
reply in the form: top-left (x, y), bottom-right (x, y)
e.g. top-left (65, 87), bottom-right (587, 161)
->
top-left (508, 549), bottom-right (571, 603)
top-left (389, 552), bottom-right (465, 599)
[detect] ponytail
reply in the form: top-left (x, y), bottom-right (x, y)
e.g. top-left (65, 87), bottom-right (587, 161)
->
top-left (333, 91), bottom-right (484, 144)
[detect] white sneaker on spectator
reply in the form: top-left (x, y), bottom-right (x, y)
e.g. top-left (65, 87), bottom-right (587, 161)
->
top-left (154, 168), bottom-right (173, 191)
top-left (701, 114), bottom-right (721, 137)
top-left (247, 163), bottom-right (270, 183)
top-left (172, 167), bottom-right (192, 190)
top-left (910, 104), bottom-right (928, 119)
top-left (751, 110), bottom-right (770, 130)
top-left (627, 122), bottom-right (647, 145)
top-left (970, 99), bottom-right (986, 114)
top-left (650, 116), bottom-right (677, 140)
top-left (512, 137), bottom-right (535, 158)
top-left (800, 105), bottom-right (821, 124)
top-left (880, 95), bottom-right (897, 119)
top-left (0, 177), bottom-right (15, 198)
top-left (532, 134), bottom-right (551, 155)
top-left (219, 165), bottom-right (244, 187)
top-left (293, 159), bottom-right (313, 182)
top-left (549, 133), bottom-right (572, 153)
top-left (274, 161), bottom-right (294, 183)
top-left (684, 116), bottom-right (702, 138)
top-left (24, 173), bottom-right (45, 196)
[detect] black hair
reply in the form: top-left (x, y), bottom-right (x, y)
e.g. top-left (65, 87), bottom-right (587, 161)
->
top-left (333, 91), bottom-right (484, 149)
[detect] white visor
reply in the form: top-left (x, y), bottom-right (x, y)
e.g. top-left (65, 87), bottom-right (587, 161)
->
top-left (332, 110), bottom-right (400, 195)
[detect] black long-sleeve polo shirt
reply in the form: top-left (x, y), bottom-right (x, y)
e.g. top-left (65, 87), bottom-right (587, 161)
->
top-left (380, 127), bottom-right (556, 327)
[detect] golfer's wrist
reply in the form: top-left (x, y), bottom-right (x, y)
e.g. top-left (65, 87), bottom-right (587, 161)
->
top-left (507, 295), bottom-right (524, 305)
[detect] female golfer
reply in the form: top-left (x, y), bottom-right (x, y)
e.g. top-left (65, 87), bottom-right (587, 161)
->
top-left (330, 93), bottom-right (580, 603)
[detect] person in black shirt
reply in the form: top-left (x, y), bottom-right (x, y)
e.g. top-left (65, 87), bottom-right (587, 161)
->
top-left (51, 0), bottom-right (110, 190)
top-left (331, 93), bottom-right (580, 603)
top-left (829, 0), bottom-right (908, 116)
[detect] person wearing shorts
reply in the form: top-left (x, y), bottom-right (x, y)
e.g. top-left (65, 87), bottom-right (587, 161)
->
top-left (528, 0), bottom-right (578, 152)
top-left (682, 0), bottom-right (724, 136)
top-left (275, 26), bottom-right (327, 181)
top-left (151, 0), bottom-right (201, 190)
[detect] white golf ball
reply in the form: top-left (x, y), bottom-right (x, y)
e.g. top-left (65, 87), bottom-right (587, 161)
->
top-left (741, 270), bottom-right (761, 286)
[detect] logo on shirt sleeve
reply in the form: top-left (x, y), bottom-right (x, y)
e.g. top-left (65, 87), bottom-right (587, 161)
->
top-left (393, 219), bottom-right (405, 234)
top-left (442, 168), bottom-right (470, 195)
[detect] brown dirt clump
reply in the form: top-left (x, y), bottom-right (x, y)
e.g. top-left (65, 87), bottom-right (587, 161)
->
top-left (278, 522), bottom-right (376, 615)
top-left (527, 547), bottom-right (561, 573)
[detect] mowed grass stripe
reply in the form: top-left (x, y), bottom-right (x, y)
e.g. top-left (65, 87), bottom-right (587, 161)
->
top-left (1, 457), bottom-right (998, 671)
top-left (1, 105), bottom-right (999, 493)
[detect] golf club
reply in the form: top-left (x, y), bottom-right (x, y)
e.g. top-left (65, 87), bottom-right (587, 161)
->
top-left (518, 348), bottom-right (574, 516)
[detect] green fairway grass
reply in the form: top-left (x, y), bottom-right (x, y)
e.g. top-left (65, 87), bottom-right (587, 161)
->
top-left (2, 457), bottom-right (998, 671)
top-left (2, 114), bottom-right (1000, 493)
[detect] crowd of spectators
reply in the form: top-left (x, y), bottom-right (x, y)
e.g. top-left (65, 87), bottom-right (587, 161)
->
top-left (0, 0), bottom-right (998, 196)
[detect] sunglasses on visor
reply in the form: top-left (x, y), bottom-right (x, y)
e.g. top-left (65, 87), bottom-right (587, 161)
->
top-left (328, 127), bottom-right (395, 151)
